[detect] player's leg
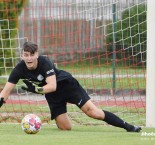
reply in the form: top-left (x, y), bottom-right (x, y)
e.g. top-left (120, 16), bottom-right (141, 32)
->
top-left (64, 77), bottom-right (141, 132)
top-left (81, 100), bottom-right (141, 132)
top-left (46, 101), bottom-right (72, 130)
top-left (80, 100), bottom-right (104, 120)
top-left (55, 113), bottom-right (72, 130)
top-left (49, 105), bottom-right (72, 130)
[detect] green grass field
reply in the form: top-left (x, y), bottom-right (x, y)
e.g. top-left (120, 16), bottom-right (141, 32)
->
top-left (0, 124), bottom-right (154, 145)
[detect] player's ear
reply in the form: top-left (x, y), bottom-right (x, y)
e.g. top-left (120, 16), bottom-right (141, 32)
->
top-left (36, 51), bottom-right (39, 58)
top-left (20, 50), bottom-right (23, 60)
top-left (20, 54), bottom-right (23, 60)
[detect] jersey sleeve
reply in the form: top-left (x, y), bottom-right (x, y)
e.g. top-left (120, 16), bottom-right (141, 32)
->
top-left (8, 68), bottom-right (21, 84)
top-left (43, 57), bottom-right (56, 78)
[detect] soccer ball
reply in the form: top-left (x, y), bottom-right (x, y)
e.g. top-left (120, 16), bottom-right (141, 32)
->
top-left (21, 114), bottom-right (42, 134)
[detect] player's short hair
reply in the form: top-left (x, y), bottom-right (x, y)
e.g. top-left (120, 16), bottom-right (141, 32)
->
top-left (22, 41), bottom-right (38, 54)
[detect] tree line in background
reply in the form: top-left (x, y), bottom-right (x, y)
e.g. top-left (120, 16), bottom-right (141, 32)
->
top-left (106, 4), bottom-right (146, 66)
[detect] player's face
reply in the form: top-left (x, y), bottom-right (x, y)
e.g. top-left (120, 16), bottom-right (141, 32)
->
top-left (21, 51), bottom-right (38, 70)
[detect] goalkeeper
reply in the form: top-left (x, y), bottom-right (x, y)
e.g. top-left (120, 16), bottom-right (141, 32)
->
top-left (0, 41), bottom-right (141, 132)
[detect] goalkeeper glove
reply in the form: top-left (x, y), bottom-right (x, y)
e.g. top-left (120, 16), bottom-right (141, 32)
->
top-left (21, 79), bottom-right (44, 94)
top-left (0, 98), bottom-right (5, 108)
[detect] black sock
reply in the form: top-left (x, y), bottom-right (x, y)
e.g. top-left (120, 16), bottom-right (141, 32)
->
top-left (103, 110), bottom-right (135, 131)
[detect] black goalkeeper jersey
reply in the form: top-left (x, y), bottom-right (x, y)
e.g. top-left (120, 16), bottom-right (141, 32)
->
top-left (8, 55), bottom-right (72, 86)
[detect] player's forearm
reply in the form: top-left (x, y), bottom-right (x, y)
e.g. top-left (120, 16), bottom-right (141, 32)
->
top-left (0, 90), bottom-right (10, 101)
top-left (42, 83), bottom-right (56, 94)
top-left (0, 87), bottom-right (12, 101)
top-left (0, 82), bottom-right (15, 101)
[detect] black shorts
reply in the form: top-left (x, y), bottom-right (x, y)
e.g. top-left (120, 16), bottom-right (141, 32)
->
top-left (45, 77), bottom-right (90, 120)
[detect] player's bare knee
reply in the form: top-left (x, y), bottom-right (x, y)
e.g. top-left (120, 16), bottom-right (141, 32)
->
top-left (58, 125), bottom-right (72, 131)
top-left (56, 122), bottom-right (72, 130)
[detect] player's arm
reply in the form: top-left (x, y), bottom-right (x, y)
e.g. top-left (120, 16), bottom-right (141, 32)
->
top-left (21, 75), bottom-right (57, 94)
top-left (0, 82), bottom-right (16, 107)
top-left (41, 75), bottom-right (57, 94)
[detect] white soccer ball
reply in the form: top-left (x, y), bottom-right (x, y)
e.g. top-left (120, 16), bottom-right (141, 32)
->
top-left (21, 114), bottom-right (42, 134)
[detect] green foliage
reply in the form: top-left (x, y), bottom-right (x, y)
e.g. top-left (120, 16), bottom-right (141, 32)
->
top-left (0, 0), bottom-right (28, 74)
top-left (106, 4), bottom-right (146, 66)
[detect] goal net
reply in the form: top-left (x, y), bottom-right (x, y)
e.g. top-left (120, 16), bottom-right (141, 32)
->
top-left (0, 0), bottom-right (146, 126)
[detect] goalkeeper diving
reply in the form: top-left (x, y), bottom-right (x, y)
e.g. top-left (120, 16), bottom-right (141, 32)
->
top-left (0, 41), bottom-right (141, 132)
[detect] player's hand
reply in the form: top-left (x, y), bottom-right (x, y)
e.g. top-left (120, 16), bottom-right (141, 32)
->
top-left (0, 98), bottom-right (5, 108)
top-left (21, 79), bottom-right (44, 94)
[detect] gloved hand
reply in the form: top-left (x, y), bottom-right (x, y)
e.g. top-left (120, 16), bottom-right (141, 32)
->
top-left (0, 98), bottom-right (5, 107)
top-left (21, 79), bottom-right (44, 94)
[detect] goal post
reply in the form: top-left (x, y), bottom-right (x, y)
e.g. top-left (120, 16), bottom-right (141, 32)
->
top-left (146, 0), bottom-right (155, 127)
